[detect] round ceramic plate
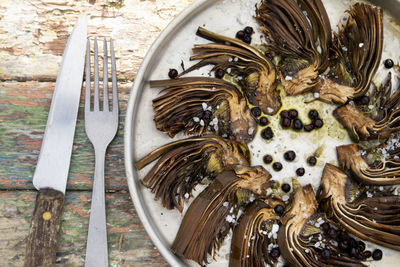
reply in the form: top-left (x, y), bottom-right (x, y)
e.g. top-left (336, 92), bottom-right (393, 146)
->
top-left (124, 0), bottom-right (400, 266)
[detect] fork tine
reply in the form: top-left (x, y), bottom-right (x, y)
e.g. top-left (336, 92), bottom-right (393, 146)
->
top-left (94, 37), bottom-right (100, 111)
top-left (85, 38), bottom-right (91, 113)
top-left (110, 38), bottom-right (118, 114)
top-left (103, 38), bottom-right (109, 112)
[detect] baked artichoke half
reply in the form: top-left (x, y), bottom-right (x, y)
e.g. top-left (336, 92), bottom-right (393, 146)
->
top-left (150, 77), bottom-right (257, 142)
top-left (171, 165), bottom-right (273, 265)
top-left (333, 73), bottom-right (400, 142)
top-left (135, 135), bottom-right (250, 212)
top-left (315, 3), bottom-right (383, 104)
top-left (178, 27), bottom-right (280, 115)
top-left (337, 144), bottom-right (400, 185)
top-left (230, 199), bottom-right (282, 267)
top-left (278, 185), bottom-right (366, 267)
top-left (319, 163), bottom-right (400, 251)
top-left (255, 0), bottom-right (331, 95)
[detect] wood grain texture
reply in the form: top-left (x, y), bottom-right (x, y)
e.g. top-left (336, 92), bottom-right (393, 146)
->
top-left (0, 191), bottom-right (170, 267)
top-left (24, 188), bottom-right (65, 267)
top-left (0, 0), bottom-right (195, 82)
top-left (0, 0), bottom-right (195, 266)
top-left (0, 81), bottom-right (129, 191)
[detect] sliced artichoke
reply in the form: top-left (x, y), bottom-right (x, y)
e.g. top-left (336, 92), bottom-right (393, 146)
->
top-left (278, 185), bottom-right (367, 267)
top-left (255, 0), bottom-right (331, 95)
top-left (337, 144), bottom-right (400, 185)
top-left (135, 135), bottom-right (250, 212)
top-left (333, 73), bottom-right (400, 142)
top-left (315, 3), bottom-right (383, 104)
top-left (230, 199), bottom-right (281, 267)
top-left (171, 165), bottom-right (273, 265)
top-left (150, 77), bottom-right (257, 142)
top-left (178, 27), bottom-right (280, 115)
top-left (319, 163), bottom-right (400, 251)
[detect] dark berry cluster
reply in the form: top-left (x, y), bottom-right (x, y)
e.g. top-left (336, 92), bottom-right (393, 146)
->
top-left (236, 26), bottom-right (254, 44)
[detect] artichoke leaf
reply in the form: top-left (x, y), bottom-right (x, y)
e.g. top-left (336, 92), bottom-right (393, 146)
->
top-left (337, 143), bottom-right (400, 185)
top-left (316, 3), bottom-right (383, 104)
top-left (230, 199), bottom-right (282, 267)
top-left (135, 135), bottom-right (250, 212)
top-left (333, 74), bottom-right (400, 142)
top-left (150, 77), bottom-right (257, 142)
top-left (178, 27), bottom-right (280, 115)
top-left (278, 185), bottom-right (367, 267)
top-left (171, 166), bottom-right (273, 265)
top-left (319, 164), bottom-right (400, 251)
top-left (255, 0), bottom-right (331, 96)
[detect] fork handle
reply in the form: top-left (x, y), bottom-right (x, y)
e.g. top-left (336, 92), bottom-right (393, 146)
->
top-left (85, 148), bottom-right (108, 267)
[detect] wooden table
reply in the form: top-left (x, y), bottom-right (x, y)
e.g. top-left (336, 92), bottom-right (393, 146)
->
top-left (0, 0), bottom-right (194, 266)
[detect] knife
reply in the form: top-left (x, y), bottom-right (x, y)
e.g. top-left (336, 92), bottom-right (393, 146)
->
top-left (24, 14), bottom-right (87, 267)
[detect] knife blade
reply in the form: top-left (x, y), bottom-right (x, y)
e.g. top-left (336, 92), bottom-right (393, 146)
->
top-left (24, 14), bottom-right (87, 267)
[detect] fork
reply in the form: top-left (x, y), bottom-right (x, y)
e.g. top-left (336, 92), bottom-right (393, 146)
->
top-left (84, 37), bottom-right (118, 267)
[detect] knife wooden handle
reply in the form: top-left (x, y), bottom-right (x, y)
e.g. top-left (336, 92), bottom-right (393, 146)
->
top-left (24, 188), bottom-right (65, 267)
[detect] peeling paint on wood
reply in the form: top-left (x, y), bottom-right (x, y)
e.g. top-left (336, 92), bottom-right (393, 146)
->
top-left (0, 191), bottom-right (169, 266)
top-left (0, 81), bottom-right (130, 190)
top-left (0, 0), bottom-right (195, 82)
top-left (0, 0), bottom-right (195, 265)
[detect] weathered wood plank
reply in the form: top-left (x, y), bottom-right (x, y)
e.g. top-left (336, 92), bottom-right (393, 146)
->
top-left (0, 0), bottom-right (194, 82)
top-left (0, 190), bottom-right (169, 267)
top-left (0, 81), bottom-right (130, 191)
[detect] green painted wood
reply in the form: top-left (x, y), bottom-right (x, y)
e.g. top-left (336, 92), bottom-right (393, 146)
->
top-left (0, 190), bottom-right (169, 267)
top-left (0, 81), bottom-right (129, 191)
top-left (0, 1), bottom-right (196, 265)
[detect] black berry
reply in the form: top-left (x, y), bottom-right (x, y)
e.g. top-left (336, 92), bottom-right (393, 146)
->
top-left (243, 35), bottom-right (251, 44)
top-left (281, 117), bottom-right (291, 128)
top-left (384, 58), bottom-right (394, 69)
top-left (321, 222), bottom-right (330, 232)
top-left (168, 68), bottom-right (178, 79)
top-left (284, 150), bottom-right (296, 161)
top-left (293, 119), bottom-right (303, 130)
top-left (328, 228), bottom-right (338, 239)
top-left (321, 249), bottom-right (331, 259)
top-left (296, 167), bottom-right (305, 176)
top-left (261, 127), bottom-right (274, 140)
top-left (338, 231), bottom-right (349, 241)
top-left (263, 154), bottom-right (273, 164)
top-left (307, 156), bottom-right (317, 166)
top-left (274, 204), bottom-right (285, 215)
top-left (314, 118), bottom-right (324, 128)
top-left (357, 241), bottom-right (366, 252)
top-left (236, 30), bottom-right (245, 40)
top-left (308, 109), bottom-right (319, 120)
top-left (270, 247), bottom-right (280, 259)
top-left (281, 183), bottom-right (291, 193)
top-left (202, 110), bottom-right (212, 120)
top-left (251, 107), bottom-right (262, 117)
top-left (215, 68), bottom-right (225, 79)
top-left (280, 110), bottom-right (289, 118)
top-left (304, 124), bottom-right (314, 132)
top-left (272, 162), bottom-right (283, 171)
top-left (358, 96), bottom-right (370, 106)
top-left (244, 26), bottom-right (254, 35)
top-left (363, 251), bottom-right (372, 259)
top-left (349, 238), bottom-right (357, 248)
top-left (288, 109), bottom-right (298, 119)
top-left (372, 249), bottom-right (382, 260)
top-left (259, 117), bottom-right (269, 126)
top-left (338, 241), bottom-right (349, 251)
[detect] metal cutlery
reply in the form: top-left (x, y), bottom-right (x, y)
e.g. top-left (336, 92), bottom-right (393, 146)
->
top-left (84, 38), bottom-right (119, 267)
top-left (24, 14), bottom-right (87, 267)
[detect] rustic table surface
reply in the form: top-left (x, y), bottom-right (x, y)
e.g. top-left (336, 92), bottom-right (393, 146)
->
top-left (0, 0), bottom-right (194, 266)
